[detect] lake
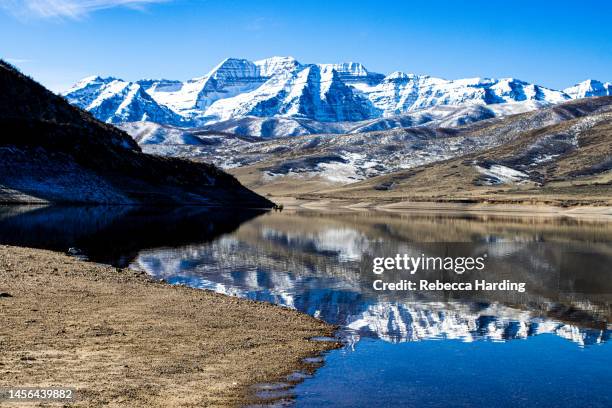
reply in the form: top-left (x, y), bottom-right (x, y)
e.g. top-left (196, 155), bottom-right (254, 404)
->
top-left (1, 205), bottom-right (611, 407)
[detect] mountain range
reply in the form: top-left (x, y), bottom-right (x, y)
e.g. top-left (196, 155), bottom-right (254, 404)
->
top-left (64, 57), bottom-right (612, 138)
top-left (126, 95), bottom-right (612, 205)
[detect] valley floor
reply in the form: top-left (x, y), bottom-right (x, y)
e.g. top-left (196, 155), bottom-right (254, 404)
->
top-left (0, 245), bottom-right (338, 407)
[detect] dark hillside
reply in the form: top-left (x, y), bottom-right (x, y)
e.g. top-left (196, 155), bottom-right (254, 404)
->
top-left (0, 60), bottom-right (273, 207)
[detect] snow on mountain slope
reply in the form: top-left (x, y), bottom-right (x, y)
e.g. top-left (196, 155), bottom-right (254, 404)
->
top-left (254, 56), bottom-right (302, 77)
top-left (317, 62), bottom-right (385, 86)
top-left (64, 76), bottom-right (185, 125)
top-left (122, 100), bottom-right (545, 143)
top-left (119, 122), bottom-right (205, 145)
top-left (187, 116), bottom-right (331, 138)
top-left (564, 79), bottom-right (612, 99)
top-left (202, 97), bottom-right (611, 191)
top-left (143, 58), bottom-right (265, 118)
top-left (364, 75), bottom-right (568, 116)
top-left (65, 57), bottom-right (607, 138)
top-left (141, 57), bottom-right (302, 120)
top-left (203, 63), bottom-right (377, 123)
top-left (139, 100), bottom-right (580, 178)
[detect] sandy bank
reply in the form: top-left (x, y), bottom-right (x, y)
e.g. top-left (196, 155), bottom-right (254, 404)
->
top-left (270, 196), bottom-right (612, 220)
top-left (0, 245), bottom-right (339, 407)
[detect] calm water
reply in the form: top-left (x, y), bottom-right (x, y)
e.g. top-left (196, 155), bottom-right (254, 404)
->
top-left (1, 205), bottom-right (611, 407)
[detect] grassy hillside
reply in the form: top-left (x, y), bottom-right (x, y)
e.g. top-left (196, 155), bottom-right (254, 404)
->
top-left (231, 97), bottom-right (612, 202)
top-left (303, 100), bottom-right (612, 206)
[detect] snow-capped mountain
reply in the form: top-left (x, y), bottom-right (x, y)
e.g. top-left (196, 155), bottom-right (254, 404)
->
top-left (64, 57), bottom-right (607, 137)
top-left (364, 74), bottom-right (568, 116)
top-left (203, 62), bottom-right (377, 122)
top-left (564, 79), bottom-right (612, 99)
top-left (65, 76), bottom-right (186, 125)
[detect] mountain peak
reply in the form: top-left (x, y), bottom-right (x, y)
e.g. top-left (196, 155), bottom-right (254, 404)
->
top-left (384, 71), bottom-right (414, 81)
top-left (564, 79), bottom-right (612, 99)
top-left (66, 75), bottom-right (118, 93)
top-left (577, 79), bottom-right (603, 86)
top-left (64, 76), bottom-right (185, 125)
top-left (317, 62), bottom-right (370, 78)
top-left (207, 58), bottom-right (258, 79)
top-left (318, 61), bottom-right (368, 73)
top-left (255, 55), bottom-right (299, 64)
top-left (254, 56), bottom-right (301, 77)
top-left (83, 75), bottom-right (118, 83)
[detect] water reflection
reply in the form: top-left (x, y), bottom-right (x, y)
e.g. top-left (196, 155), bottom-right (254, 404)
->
top-left (2, 206), bottom-right (610, 406)
top-left (1, 206), bottom-right (610, 348)
top-left (0, 205), bottom-right (266, 267)
top-left (129, 211), bottom-right (612, 347)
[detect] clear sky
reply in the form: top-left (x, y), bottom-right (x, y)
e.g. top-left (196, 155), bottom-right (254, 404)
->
top-left (1, 0), bottom-right (610, 92)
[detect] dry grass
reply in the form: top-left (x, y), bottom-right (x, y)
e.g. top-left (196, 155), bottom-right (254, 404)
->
top-left (274, 112), bottom-right (612, 207)
top-left (0, 246), bottom-right (338, 407)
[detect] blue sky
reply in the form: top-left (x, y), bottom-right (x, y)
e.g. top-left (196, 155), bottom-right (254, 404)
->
top-left (1, 0), bottom-right (610, 92)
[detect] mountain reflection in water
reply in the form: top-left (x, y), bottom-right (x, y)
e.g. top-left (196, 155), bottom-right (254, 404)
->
top-left (0, 205), bottom-right (266, 267)
top-left (1, 206), bottom-right (610, 348)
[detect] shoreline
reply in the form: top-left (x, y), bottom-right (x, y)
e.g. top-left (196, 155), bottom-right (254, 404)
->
top-left (270, 196), bottom-right (612, 220)
top-left (0, 245), bottom-right (340, 407)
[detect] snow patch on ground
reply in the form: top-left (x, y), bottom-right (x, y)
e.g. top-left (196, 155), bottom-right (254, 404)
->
top-left (317, 153), bottom-right (382, 183)
top-left (475, 164), bottom-right (529, 185)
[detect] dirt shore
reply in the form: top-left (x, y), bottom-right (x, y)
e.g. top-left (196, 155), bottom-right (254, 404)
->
top-left (0, 245), bottom-right (339, 407)
top-left (270, 196), bottom-right (612, 220)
